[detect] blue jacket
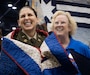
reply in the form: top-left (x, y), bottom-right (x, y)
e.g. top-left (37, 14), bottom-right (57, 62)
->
top-left (66, 37), bottom-right (90, 75)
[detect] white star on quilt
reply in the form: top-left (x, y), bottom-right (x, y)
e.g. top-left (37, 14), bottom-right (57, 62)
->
top-left (40, 0), bottom-right (55, 22)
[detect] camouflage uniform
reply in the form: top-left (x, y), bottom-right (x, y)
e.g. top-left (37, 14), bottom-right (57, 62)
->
top-left (13, 28), bottom-right (48, 48)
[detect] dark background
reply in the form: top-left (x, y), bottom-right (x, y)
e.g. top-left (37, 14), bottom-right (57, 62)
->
top-left (0, 0), bottom-right (26, 35)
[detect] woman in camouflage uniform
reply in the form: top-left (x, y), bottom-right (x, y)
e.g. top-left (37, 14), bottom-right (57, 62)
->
top-left (0, 6), bottom-right (48, 75)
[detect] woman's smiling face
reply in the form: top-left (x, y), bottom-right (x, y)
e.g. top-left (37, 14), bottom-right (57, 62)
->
top-left (18, 7), bottom-right (38, 32)
top-left (53, 14), bottom-right (71, 36)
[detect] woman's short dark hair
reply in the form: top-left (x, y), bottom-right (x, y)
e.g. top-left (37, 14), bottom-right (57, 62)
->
top-left (18, 6), bottom-right (37, 19)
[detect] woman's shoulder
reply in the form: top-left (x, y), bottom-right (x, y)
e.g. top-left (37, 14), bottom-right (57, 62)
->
top-left (71, 38), bottom-right (89, 50)
top-left (36, 29), bottom-right (48, 37)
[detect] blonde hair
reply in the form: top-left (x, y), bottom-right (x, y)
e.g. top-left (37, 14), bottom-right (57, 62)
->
top-left (51, 11), bottom-right (77, 36)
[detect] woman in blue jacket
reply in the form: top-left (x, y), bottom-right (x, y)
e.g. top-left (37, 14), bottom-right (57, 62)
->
top-left (40, 10), bottom-right (90, 75)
